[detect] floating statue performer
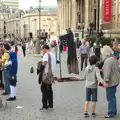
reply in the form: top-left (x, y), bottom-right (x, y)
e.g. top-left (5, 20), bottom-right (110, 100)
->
top-left (59, 28), bottom-right (79, 74)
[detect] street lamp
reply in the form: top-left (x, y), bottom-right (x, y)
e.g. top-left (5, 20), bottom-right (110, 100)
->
top-left (39, 0), bottom-right (41, 35)
top-left (94, 0), bottom-right (101, 60)
top-left (35, 0), bottom-right (41, 54)
top-left (81, 23), bottom-right (84, 38)
top-left (23, 21), bottom-right (25, 38)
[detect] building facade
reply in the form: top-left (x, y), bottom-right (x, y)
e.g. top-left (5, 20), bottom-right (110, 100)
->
top-left (6, 10), bottom-right (58, 38)
top-left (20, 11), bottom-right (57, 38)
top-left (57, 0), bottom-right (120, 37)
top-left (0, 0), bottom-right (19, 38)
top-left (1, 0), bottom-right (19, 10)
top-left (6, 18), bottom-right (20, 38)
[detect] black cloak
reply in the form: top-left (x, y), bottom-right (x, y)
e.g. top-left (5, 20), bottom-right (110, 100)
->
top-left (59, 29), bottom-right (79, 74)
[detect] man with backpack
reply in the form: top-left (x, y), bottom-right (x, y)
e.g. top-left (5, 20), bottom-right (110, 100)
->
top-left (40, 45), bottom-right (56, 110)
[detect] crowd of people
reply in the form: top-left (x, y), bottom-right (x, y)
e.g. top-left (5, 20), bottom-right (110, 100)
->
top-left (77, 39), bottom-right (120, 118)
top-left (0, 36), bottom-right (120, 119)
top-left (0, 43), bottom-right (18, 109)
top-left (37, 39), bottom-right (120, 119)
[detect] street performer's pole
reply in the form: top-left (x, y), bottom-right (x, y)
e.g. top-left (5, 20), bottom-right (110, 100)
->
top-left (58, 25), bottom-right (62, 79)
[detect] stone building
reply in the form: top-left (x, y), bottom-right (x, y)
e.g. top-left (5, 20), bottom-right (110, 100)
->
top-left (6, 9), bottom-right (58, 38)
top-left (1, 0), bottom-right (19, 10)
top-left (57, 0), bottom-right (120, 37)
top-left (20, 11), bottom-right (57, 38)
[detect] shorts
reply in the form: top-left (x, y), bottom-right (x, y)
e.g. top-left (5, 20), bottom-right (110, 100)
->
top-left (86, 88), bottom-right (97, 102)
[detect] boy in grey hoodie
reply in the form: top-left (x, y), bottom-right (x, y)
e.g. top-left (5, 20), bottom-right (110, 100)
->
top-left (84, 55), bottom-right (104, 117)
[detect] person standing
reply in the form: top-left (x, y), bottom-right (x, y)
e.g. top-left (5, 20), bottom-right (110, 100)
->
top-left (40, 45), bottom-right (56, 110)
top-left (79, 40), bottom-right (89, 71)
top-left (101, 46), bottom-right (120, 118)
top-left (84, 55), bottom-right (104, 117)
top-left (0, 44), bottom-right (11, 95)
top-left (112, 42), bottom-right (120, 60)
top-left (22, 42), bottom-right (26, 57)
top-left (5, 51), bottom-right (18, 101)
top-left (15, 44), bottom-right (18, 55)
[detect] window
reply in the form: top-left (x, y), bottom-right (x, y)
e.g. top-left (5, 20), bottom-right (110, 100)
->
top-left (16, 23), bottom-right (18, 27)
top-left (16, 29), bottom-right (18, 35)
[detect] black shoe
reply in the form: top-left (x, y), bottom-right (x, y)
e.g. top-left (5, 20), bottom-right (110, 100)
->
top-left (92, 113), bottom-right (96, 117)
top-left (49, 106), bottom-right (53, 108)
top-left (2, 92), bottom-right (9, 95)
top-left (84, 112), bottom-right (89, 117)
top-left (40, 107), bottom-right (48, 110)
top-left (6, 97), bottom-right (16, 101)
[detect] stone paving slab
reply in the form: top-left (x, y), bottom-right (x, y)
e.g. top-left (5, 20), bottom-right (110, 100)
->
top-left (0, 49), bottom-right (120, 120)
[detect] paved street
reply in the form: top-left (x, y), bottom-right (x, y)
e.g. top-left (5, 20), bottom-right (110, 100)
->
top-left (0, 47), bottom-right (120, 120)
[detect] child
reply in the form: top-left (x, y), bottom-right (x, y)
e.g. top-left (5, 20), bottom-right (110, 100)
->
top-left (84, 55), bottom-right (104, 117)
top-left (5, 51), bottom-right (18, 101)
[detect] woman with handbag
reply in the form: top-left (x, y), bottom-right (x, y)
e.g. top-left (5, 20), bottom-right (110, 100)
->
top-left (40, 45), bottom-right (56, 110)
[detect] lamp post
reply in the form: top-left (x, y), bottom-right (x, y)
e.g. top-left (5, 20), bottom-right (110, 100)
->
top-left (39, 0), bottom-right (41, 34)
top-left (35, 0), bottom-right (41, 54)
top-left (23, 21), bottom-right (25, 38)
top-left (94, 0), bottom-right (101, 60)
top-left (81, 23), bottom-right (84, 38)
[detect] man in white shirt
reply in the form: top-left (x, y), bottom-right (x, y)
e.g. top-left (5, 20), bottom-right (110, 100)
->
top-left (40, 45), bottom-right (56, 110)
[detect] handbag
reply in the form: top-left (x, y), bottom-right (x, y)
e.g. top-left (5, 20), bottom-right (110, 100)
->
top-left (42, 53), bottom-right (54, 85)
top-left (9, 76), bottom-right (17, 86)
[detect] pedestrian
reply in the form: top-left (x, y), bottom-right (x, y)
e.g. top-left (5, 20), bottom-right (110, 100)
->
top-left (22, 42), bottom-right (26, 57)
top-left (101, 45), bottom-right (120, 118)
top-left (0, 48), bottom-right (4, 90)
top-left (84, 55), bottom-right (104, 117)
top-left (112, 42), bottom-right (120, 60)
top-left (0, 44), bottom-right (11, 95)
top-left (15, 44), bottom-right (18, 55)
top-left (79, 40), bottom-right (89, 71)
top-left (5, 51), bottom-right (18, 101)
top-left (40, 45), bottom-right (56, 110)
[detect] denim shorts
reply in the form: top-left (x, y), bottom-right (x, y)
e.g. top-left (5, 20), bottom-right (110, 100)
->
top-left (86, 88), bottom-right (97, 102)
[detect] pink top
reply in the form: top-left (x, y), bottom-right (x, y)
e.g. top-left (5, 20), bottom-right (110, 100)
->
top-left (99, 69), bottom-right (102, 72)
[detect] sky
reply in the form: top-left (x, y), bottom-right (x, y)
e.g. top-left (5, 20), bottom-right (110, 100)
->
top-left (19, 0), bottom-right (57, 9)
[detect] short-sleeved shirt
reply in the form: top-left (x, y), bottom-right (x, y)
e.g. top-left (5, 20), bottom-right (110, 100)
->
top-left (79, 45), bottom-right (89, 54)
top-left (2, 52), bottom-right (9, 61)
top-left (2, 52), bottom-right (9, 67)
top-left (42, 52), bottom-right (56, 73)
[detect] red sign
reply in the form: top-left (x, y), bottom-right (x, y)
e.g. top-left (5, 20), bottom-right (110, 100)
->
top-left (103, 0), bottom-right (112, 22)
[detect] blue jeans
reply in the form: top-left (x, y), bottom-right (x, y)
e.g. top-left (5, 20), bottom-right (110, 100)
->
top-left (106, 85), bottom-right (118, 117)
top-left (3, 70), bottom-right (10, 93)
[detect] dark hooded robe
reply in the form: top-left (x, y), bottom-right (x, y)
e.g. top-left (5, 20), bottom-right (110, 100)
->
top-left (59, 29), bottom-right (79, 74)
